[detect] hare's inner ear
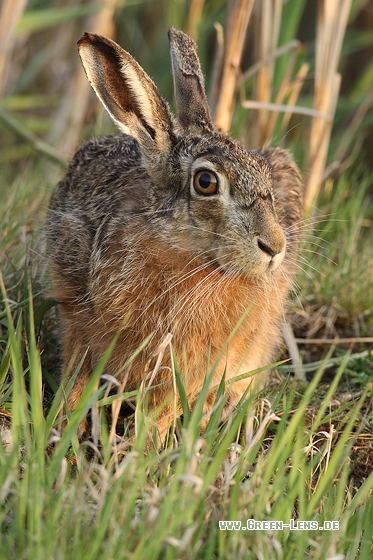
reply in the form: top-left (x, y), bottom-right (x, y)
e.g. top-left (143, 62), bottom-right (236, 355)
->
top-left (168, 27), bottom-right (213, 133)
top-left (77, 33), bottom-right (174, 152)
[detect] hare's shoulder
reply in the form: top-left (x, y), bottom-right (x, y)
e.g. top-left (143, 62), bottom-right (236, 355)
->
top-left (47, 134), bottom-right (150, 298)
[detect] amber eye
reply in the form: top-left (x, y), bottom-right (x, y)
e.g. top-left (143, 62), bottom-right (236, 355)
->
top-left (193, 170), bottom-right (218, 195)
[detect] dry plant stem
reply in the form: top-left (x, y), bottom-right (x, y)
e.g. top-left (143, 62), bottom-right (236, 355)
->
top-left (0, 0), bottom-right (27, 96)
top-left (48, 0), bottom-right (93, 145)
top-left (321, 160), bottom-right (342, 182)
top-left (263, 48), bottom-right (300, 142)
top-left (214, 0), bottom-right (255, 132)
top-left (295, 337), bottom-right (373, 345)
top-left (305, 0), bottom-right (352, 210)
top-left (245, 402), bottom-right (280, 449)
top-left (238, 40), bottom-right (301, 85)
top-left (145, 333), bottom-right (174, 392)
top-left (53, 0), bottom-right (116, 156)
top-left (240, 100), bottom-right (329, 121)
top-left (251, 0), bottom-right (283, 147)
top-left (186, 0), bottom-right (205, 41)
top-left (280, 63), bottom-right (310, 135)
top-left (208, 23), bottom-right (224, 115)
top-left (282, 320), bottom-right (305, 382)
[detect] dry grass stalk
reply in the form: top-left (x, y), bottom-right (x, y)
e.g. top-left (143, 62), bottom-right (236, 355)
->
top-left (305, 0), bottom-right (352, 210)
top-left (52, 0), bottom-right (116, 157)
top-left (295, 337), bottom-right (373, 345)
top-left (239, 38), bottom-right (313, 146)
top-left (186, 0), bottom-right (205, 41)
top-left (218, 0), bottom-right (352, 211)
top-left (238, 1), bottom-right (312, 149)
top-left (208, 22), bottom-right (224, 116)
top-left (282, 319), bottom-right (305, 382)
top-left (255, 48), bottom-right (299, 141)
top-left (240, 98), bottom-right (328, 120)
top-left (238, 39), bottom-right (300, 85)
top-left (245, 399), bottom-right (280, 449)
top-left (279, 62), bottom-right (310, 134)
top-left (0, 0), bottom-right (27, 96)
top-left (265, 52), bottom-right (307, 140)
top-left (213, 0), bottom-right (256, 132)
top-left (250, 0), bottom-right (283, 147)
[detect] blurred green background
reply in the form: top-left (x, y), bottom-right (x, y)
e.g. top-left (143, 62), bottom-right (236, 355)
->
top-left (1, 0), bottom-right (373, 175)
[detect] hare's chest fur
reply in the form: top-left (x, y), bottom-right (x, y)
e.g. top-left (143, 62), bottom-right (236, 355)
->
top-left (86, 229), bottom-right (287, 392)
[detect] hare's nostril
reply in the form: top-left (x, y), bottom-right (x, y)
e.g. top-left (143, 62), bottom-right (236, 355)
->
top-left (257, 239), bottom-right (277, 258)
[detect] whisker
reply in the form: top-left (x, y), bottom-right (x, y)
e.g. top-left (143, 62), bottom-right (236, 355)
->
top-left (298, 248), bottom-right (337, 265)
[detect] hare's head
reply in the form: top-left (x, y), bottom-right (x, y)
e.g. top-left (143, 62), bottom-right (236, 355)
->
top-left (78, 28), bottom-right (286, 277)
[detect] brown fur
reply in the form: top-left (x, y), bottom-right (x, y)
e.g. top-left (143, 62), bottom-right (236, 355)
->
top-left (47, 29), bottom-right (304, 438)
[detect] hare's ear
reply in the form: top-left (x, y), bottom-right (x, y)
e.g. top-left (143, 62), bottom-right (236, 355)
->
top-left (77, 33), bottom-right (174, 153)
top-left (168, 27), bottom-right (213, 132)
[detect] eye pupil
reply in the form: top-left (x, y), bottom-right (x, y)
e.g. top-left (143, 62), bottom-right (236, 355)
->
top-left (199, 173), bottom-right (212, 190)
top-left (193, 170), bottom-right (218, 195)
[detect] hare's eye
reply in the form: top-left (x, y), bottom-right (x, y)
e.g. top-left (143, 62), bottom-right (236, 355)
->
top-left (193, 170), bottom-right (218, 196)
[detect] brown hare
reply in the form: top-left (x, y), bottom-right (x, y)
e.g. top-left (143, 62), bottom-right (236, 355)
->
top-left (47, 28), bottom-right (303, 438)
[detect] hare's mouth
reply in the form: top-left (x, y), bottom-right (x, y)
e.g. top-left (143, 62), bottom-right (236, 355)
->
top-left (267, 248), bottom-right (285, 271)
top-left (211, 245), bottom-right (285, 277)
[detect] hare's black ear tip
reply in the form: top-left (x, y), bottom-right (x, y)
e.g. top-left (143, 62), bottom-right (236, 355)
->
top-left (77, 32), bottom-right (104, 49)
top-left (78, 32), bottom-right (92, 49)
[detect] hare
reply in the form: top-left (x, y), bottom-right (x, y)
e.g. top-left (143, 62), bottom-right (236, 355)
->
top-left (47, 28), bottom-right (303, 438)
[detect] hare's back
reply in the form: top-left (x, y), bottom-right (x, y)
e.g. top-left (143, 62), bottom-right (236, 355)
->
top-left (47, 134), bottom-right (151, 299)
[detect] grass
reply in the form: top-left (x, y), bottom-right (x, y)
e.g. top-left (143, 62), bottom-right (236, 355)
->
top-left (0, 276), bottom-right (373, 558)
top-left (290, 168), bottom-right (373, 340)
top-left (1, 164), bottom-right (373, 559)
top-left (1, 0), bottom-right (373, 558)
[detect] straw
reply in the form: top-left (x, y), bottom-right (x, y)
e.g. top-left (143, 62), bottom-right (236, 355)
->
top-left (0, 0), bottom-right (27, 96)
top-left (305, 0), bottom-right (352, 210)
top-left (213, 0), bottom-right (256, 132)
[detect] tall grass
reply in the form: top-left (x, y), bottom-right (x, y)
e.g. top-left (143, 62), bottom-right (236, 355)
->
top-left (292, 169), bottom-right (373, 339)
top-left (1, 281), bottom-right (373, 559)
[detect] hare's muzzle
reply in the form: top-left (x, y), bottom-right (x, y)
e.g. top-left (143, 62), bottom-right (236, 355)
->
top-left (256, 221), bottom-right (286, 271)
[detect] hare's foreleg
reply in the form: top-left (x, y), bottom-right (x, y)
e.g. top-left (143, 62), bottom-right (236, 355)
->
top-left (59, 318), bottom-right (93, 437)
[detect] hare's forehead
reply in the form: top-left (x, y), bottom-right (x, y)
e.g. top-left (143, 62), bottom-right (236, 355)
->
top-left (177, 139), bottom-right (274, 196)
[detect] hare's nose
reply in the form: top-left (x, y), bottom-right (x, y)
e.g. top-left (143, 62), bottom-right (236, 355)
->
top-left (257, 238), bottom-right (278, 258)
top-left (257, 225), bottom-right (285, 258)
